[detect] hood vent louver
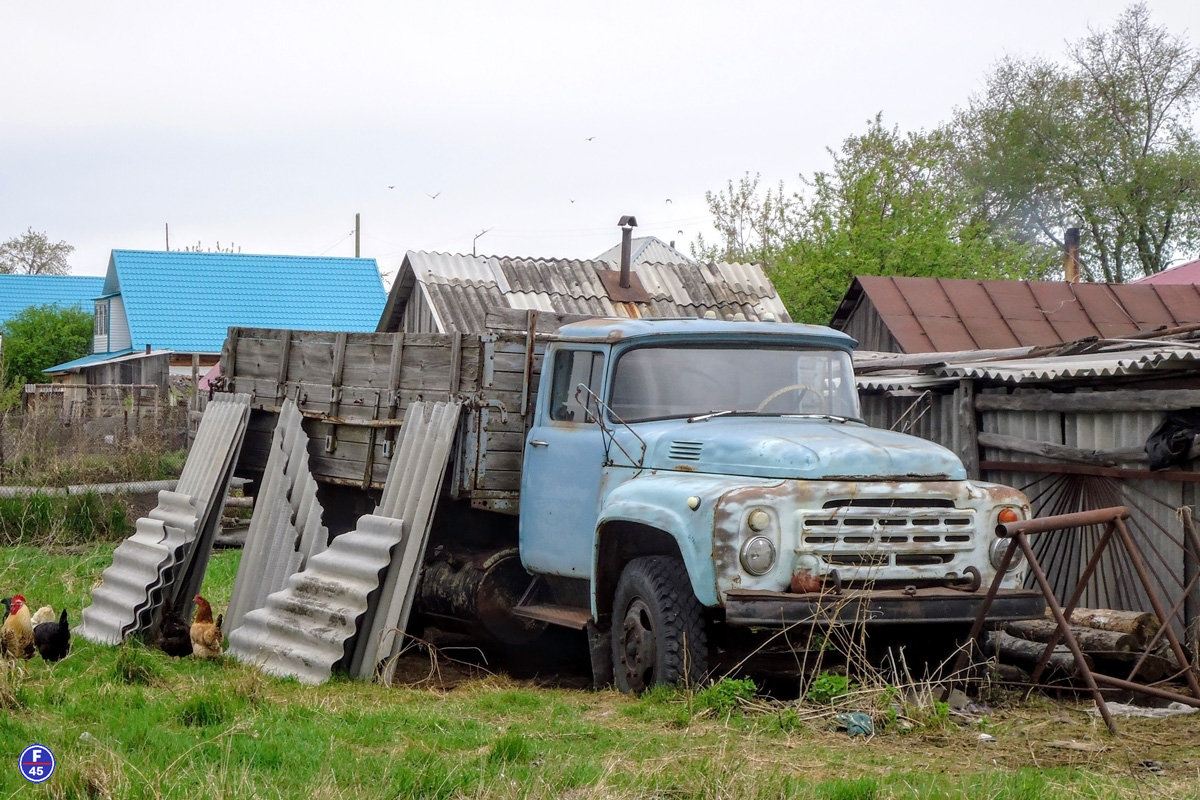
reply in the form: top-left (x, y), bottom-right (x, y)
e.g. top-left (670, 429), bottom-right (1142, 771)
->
top-left (668, 440), bottom-right (704, 461)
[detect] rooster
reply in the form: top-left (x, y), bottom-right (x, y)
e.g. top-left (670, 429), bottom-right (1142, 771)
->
top-left (190, 595), bottom-right (223, 659)
top-left (33, 608), bottom-right (70, 662)
top-left (1, 595), bottom-right (36, 659)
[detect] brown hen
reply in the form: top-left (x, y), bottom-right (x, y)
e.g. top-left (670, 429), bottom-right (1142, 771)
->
top-left (190, 595), bottom-right (224, 659)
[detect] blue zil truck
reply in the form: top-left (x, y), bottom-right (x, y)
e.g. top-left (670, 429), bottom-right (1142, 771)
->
top-left (222, 314), bottom-right (1044, 690)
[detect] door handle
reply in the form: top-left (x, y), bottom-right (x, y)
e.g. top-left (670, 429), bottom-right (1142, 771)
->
top-left (529, 439), bottom-right (549, 447)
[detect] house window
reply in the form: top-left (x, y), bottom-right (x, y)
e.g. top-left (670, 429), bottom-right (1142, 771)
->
top-left (94, 302), bottom-right (108, 336)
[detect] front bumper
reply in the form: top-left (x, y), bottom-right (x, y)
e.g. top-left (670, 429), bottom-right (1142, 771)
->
top-left (723, 587), bottom-right (1045, 627)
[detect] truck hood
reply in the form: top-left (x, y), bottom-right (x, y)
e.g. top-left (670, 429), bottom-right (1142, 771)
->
top-left (637, 417), bottom-right (966, 481)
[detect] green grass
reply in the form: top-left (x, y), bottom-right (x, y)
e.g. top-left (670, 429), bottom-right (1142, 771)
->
top-left (0, 545), bottom-right (1198, 799)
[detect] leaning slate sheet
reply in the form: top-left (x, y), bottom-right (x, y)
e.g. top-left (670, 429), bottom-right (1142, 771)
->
top-left (78, 515), bottom-right (177, 645)
top-left (352, 400), bottom-right (463, 681)
top-left (77, 393), bottom-right (251, 645)
top-left (224, 400), bottom-right (327, 636)
top-left (226, 514), bottom-right (405, 685)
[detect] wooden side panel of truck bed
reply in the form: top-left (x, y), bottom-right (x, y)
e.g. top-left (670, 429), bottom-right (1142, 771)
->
top-left (217, 324), bottom-right (546, 511)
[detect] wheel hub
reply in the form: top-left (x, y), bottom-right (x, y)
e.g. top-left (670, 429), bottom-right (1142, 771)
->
top-left (619, 597), bottom-right (656, 690)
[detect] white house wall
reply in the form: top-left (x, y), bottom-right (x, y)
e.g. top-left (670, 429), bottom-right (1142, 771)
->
top-left (109, 295), bottom-right (132, 351)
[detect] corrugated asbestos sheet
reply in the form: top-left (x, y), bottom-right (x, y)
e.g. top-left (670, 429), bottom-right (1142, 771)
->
top-left (831, 276), bottom-right (1200, 354)
top-left (226, 400), bottom-right (462, 685)
top-left (354, 400), bottom-right (464, 681)
top-left (385, 251), bottom-right (790, 333)
top-left (938, 348), bottom-right (1200, 383)
top-left (226, 514), bottom-right (404, 685)
top-left (224, 400), bottom-right (327, 638)
top-left (79, 394), bottom-right (251, 645)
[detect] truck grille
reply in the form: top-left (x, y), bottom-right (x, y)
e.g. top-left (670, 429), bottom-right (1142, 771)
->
top-left (668, 440), bottom-right (704, 461)
top-left (800, 498), bottom-right (974, 568)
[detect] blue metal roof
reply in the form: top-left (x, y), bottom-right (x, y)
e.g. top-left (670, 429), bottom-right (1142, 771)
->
top-left (105, 250), bottom-right (386, 353)
top-left (556, 317), bottom-right (858, 350)
top-left (44, 348), bottom-right (138, 373)
top-left (0, 274), bottom-right (104, 327)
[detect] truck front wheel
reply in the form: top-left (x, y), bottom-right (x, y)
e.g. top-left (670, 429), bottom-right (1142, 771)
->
top-left (611, 556), bottom-right (708, 693)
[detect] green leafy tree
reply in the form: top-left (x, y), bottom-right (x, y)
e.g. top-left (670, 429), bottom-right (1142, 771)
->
top-left (697, 118), bottom-right (1055, 323)
top-left (958, 3), bottom-right (1200, 282)
top-left (0, 305), bottom-right (93, 387)
top-left (778, 117), bottom-right (1053, 322)
top-left (0, 228), bottom-right (75, 275)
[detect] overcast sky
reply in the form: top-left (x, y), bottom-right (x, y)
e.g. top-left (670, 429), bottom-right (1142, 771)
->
top-left (2, 1), bottom-right (1196, 283)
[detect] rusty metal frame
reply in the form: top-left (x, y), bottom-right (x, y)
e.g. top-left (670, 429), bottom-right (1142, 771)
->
top-left (945, 506), bottom-right (1200, 735)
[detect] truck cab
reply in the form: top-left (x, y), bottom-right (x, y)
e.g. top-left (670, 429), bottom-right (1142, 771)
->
top-left (518, 318), bottom-right (1044, 692)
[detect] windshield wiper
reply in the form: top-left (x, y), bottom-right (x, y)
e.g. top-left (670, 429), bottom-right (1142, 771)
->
top-left (686, 410), bottom-right (739, 423)
top-left (781, 413), bottom-right (861, 423)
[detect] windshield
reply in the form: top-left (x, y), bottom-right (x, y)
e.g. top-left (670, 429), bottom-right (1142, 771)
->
top-left (609, 345), bottom-right (861, 422)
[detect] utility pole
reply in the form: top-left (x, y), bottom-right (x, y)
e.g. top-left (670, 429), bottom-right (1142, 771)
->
top-left (165, 223), bottom-right (170, 251)
top-left (355, 213), bottom-right (361, 258)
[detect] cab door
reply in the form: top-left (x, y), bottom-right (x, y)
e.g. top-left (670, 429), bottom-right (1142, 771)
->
top-left (520, 346), bottom-right (607, 577)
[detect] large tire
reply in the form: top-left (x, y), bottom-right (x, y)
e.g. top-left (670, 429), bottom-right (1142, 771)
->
top-left (611, 556), bottom-right (708, 693)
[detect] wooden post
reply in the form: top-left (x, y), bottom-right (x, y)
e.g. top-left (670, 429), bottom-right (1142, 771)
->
top-left (956, 379), bottom-right (979, 480)
top-left (383, 333), bottom-right (405, 456)
top-left (275, 331), bottom-right (292, 404)
top-left (325, 332), bottom-right (348, 452)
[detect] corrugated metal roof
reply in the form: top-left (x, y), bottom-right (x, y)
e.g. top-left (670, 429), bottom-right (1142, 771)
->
top-left (44, 348), bottom-right (140, 373)
top-left (104, 250), bottom-right (386, 353)
top-left (1132, 258), bottom-right (1200, 285)
top-left (226, 514), bottom-right (405, 685)
top-left (380, 251), bottom-right (790, 333)
top-left (225, 401), bottom-right (327, 638)
top-left (831, 276), bottom-right (1200, 354)
top-left (0, 274), bottom-right (103, 326)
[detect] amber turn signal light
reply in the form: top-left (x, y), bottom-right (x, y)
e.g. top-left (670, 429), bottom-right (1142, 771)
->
top-left (997, 508), bottom-right (1020, 524)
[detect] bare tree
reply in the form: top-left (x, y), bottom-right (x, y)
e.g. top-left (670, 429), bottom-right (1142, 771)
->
top-left (0, 228), bottom-right (75, 275)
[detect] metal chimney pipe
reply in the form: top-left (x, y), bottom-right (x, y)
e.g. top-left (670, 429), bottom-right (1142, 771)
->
top-left (618, 215), bottom-right (637, 289)
top-left (1064, 227), bottom-right (1081, 283)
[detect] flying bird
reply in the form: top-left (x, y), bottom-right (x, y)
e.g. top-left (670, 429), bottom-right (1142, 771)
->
top-left (426, 191), bottom-right (441, 199)
top-left (585, 136), bottom-right (595, 141)
top-left (387, 185), bottom-right (395, 189)
top-left (665, 199), bottom-right (673, 204)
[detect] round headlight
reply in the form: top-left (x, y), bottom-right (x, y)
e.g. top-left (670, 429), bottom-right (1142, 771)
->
top-left (747, 509), bottom-right (771, 532)
top-left (989, 537), bottom-right (1025, 571)
top-left (740, 535), bottom-right (776, 575)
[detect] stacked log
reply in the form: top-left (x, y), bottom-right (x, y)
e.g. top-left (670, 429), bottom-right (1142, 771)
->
top-left (997, 607), bottom-right (1183, 685)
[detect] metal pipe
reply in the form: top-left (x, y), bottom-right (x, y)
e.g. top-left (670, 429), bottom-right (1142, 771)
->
top-left (1110, 516), bottom-right (1200, 700)
top-left (1029, 522), bottom-right (1116, 685)
top-left (1065, 227), bottom-right (1080, 282)
top-left (1018, 533), bottom-right (1118, 734)
top-left (618, 215), bottom-right (637, 289)
top-left (997, 507), bottom-right (1130, 537)
top-left (0, 480), bottom-right (180, 498)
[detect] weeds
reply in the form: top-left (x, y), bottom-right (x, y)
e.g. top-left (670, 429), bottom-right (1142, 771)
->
top-left (0, 492), bottom-right (132, 546)
top-left (113, 642), bottom-right (161, 686)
